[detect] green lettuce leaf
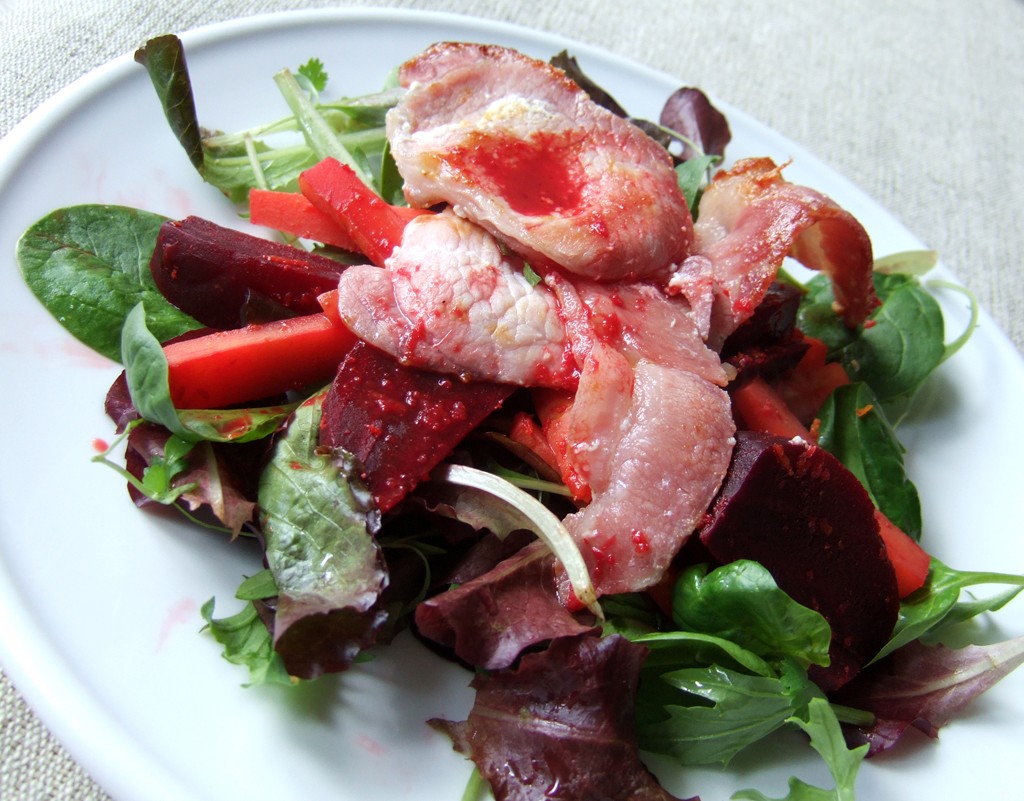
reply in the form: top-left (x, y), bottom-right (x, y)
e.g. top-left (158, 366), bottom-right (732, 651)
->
top-left (16, 205), bottom-right (200, 362)
top-left (257, 391), bottom-right (389, 677)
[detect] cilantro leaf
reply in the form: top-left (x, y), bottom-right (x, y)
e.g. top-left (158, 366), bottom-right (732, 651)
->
top-left (297, 57), bottom-right (329, 93)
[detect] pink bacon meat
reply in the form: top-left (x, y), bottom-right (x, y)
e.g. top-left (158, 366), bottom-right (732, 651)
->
top-left (335, 209), bottom-right (576, 389)
top-left (535, 282), bottom-right (735, 597)
top-left (561, 350), bottom-right (735, 597)
top-left (387, 42), bottom-right (693, 282)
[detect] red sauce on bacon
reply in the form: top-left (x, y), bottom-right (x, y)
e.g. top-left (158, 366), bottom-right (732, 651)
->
top-left (447, 131), bottom-right (584, 217)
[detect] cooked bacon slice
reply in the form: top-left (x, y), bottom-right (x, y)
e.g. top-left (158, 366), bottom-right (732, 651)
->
top-left (387, 42), bottom-right (693, 282)
top-left (558, 352), bottom-right (735, 596)
top-left (674, 157), bottom-right (879, 345)
top-left (545, 272), bottom-right (730, 387)
top-left (334, 210), bottom-right (576, 389)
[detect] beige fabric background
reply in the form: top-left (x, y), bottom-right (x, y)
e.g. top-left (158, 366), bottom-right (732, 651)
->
top-left (1, 0), bottom-right (1021, 798)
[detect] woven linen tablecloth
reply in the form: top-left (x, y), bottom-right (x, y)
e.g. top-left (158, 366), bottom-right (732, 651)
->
top-left (2, 1), bottom-right (1022, 799)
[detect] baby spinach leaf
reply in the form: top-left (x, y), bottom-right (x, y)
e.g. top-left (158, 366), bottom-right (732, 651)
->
top-left (816, 382), bottom-right (922, 540)
top-left (17, 205), bottom-right (201, 362)
top-left (258, 392), bottom-right (389, 677)
top-left (798, 272), bottom-right (945, 407)
top-left (122, 302), bottom-right (189, 435)
top-left (121, 303), bottom-right (296, 444)
top-left (671, 561), bottom-right (832, 668)
top-left (874, 559), bottom-right (1024, 661)
top-left (135, 35), bottom-right (205, 174)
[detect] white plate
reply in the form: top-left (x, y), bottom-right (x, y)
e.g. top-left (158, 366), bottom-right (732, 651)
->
top-left (1, 8), bottom-right (1022, 801)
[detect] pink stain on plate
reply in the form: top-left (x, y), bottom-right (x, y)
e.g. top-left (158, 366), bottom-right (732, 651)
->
top-left (60, 336), bottom-right (117, 369)
top-left (355, 734), bottom-right (388, 757)
top-left (157, 598), bottom-right (200, 652)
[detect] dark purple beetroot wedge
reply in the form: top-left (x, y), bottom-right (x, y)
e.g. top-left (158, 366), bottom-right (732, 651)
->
top-left (698, 431), bottom-right (898, 691)
top-left (320, 341), bottom-right (514, 513)
top-left (721, 281), bottom-right (804, 358)
top-left (150, 216), bottom-right (346, 329)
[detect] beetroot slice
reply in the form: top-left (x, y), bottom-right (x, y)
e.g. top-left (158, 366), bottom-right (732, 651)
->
top-left (319, 341), bottom-right (513, 513)
top-left (698, 431), bottom-right (898, 691)
top-left (150, 216), bottom-right (346, 329)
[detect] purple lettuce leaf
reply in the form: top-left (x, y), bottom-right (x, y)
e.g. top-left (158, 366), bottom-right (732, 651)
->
top-left (122, 421), bottom-right (260, 535)
top-left (659, 87), bottom-right (732, 162)
top-left (432, 633), bottom-right (696, 801)
top-left (832, 635), bottom-right (1024, 755)
top-left (415, 540), bottom-right (594, 670)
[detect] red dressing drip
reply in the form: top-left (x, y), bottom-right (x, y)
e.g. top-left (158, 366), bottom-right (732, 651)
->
top-left (447, 131), bottom-right (584, 217)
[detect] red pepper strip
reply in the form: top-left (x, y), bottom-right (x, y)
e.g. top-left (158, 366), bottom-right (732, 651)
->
top-left (874, 509), bottom-right (931, 598)
top-left (165, 310), bottom-right (357, 409)
top-left (769, 335), bottom-right (851, 426)
top-left (298, 157), bottom-right (429, 267)
top-left (730, 375), bottom-right (815, 442)
top-left (249, 188), bottom-right (362, 251)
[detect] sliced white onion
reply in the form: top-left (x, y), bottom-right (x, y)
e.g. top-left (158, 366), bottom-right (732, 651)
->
top-left (433, 463), bottom-right (602, 618)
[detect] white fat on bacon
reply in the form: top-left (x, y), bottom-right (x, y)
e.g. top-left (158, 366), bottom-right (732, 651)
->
top-left (387, 42), bottom-right (693, 282)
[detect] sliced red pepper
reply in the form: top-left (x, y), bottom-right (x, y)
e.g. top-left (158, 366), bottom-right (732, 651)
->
top-left (249, 188), bottom-right (361, 251)
top-left (730, 375), bottom-right (815, 442)
top-left (874, 509), bottom-right (931, 598)
top-left (770, 334), bottom-right (851, 425)
top-left (165, 309), bottom-right (356, 409)
top-left (297, 157), bottom-right (429, 267)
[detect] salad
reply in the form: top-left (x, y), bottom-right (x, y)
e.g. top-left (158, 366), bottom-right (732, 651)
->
top-left (13, 31), bottom-right (1024, 801)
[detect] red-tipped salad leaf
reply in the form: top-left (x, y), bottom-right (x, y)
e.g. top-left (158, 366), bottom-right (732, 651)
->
top-left (135, 35), bottom-right (205, 174)
top-left (414, 540), bottom-right (594, 669)
top-left (659, 86), bottom-right (732, 161)
top-left (257, 392), bottom-right (389, 679)
top-left (432, 633), bottom-right (692, 801)
top-left (833, 636), bottom-right (1024, 756)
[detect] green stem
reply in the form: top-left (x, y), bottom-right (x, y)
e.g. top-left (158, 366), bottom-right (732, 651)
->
top-left (927, 279), bottom-right (980, 365)
top-left (273, 68), bottom-right (377, 190)
top-left (829, 703), bottom-right (876, 728)
top-left (460, 767), bottom-right (488, 801)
